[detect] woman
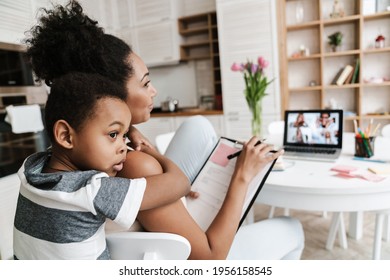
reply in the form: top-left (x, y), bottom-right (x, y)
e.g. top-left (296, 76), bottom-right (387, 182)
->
top-left (25, 0), bottom-right (304, 259)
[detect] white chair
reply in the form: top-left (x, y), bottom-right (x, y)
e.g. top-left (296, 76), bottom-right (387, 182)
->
top-left (106, 232), bottom-right (191, 260)
top-left (372, 123), bottom-right (390, 259)
top-left (155, 132), bottom-right (175, 154)
top-left (0, 174), bottom-right (20, 260)
top-left (381, 123), bottom-right (390, 137)
top-left (0, 173), bottom-right (190, 260)
top-left (265, 121), bottom-right (290, 218)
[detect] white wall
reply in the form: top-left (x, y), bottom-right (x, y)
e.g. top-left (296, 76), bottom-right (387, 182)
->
top-left (150, 62), bottom-right (198, 108)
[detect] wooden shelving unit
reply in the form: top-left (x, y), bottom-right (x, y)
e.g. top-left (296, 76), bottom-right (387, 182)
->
top-left (178, 12), bottom-right (222, 109)
top-left (278, 0), bottom-right (390, 130)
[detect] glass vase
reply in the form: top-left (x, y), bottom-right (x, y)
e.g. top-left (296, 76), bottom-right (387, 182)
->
top-left (250, 103), bottom-right (262, 137)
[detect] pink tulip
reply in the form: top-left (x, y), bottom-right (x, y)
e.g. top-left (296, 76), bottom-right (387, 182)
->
top-left (251, 63), bottom-right (258, 74)
top-left (231, 62), bottom-right (243, 71)
top-left (258, 56), bottom-right (269, 69)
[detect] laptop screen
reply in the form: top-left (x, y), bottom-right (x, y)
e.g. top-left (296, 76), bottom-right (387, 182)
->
top-left (283, 109), bottom-right (343, 148)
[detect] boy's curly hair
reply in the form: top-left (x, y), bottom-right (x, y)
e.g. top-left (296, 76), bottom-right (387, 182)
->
top-left (25, 0), bottom-right (133, 87)
top-left (45, 72), bottom-right (127, 142)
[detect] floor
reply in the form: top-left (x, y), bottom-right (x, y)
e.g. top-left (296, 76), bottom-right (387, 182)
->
top-left (253, 204), bottom-right (390, 260)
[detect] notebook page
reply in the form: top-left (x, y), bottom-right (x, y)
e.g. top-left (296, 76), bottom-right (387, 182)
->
top-left (186, 138), bottom-right (275, 231)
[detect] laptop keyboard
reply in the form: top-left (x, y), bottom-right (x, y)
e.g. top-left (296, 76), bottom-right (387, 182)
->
top-left (284, 147), bottom-right (337, 154)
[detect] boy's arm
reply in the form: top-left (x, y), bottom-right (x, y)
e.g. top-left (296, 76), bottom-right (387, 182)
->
top-left (117, 146), bottom-right (190, 210)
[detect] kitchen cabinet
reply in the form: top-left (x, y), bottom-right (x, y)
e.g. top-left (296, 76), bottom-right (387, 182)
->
top-left (278, 0), bottom-right (390, 131)
top-left (130, 0), bottom-right (181, 27)
top-left (113, 0), bottom-right (183, 67)
top-left (0, 0), bottom-right (67, 44)
top-left (217, 0), bottom-right (282, 140)
top-left (135, 20), bottom-right (181, 67)
top-left (182, 0), bottom-right (216, 16)
top-left (78, 0), bottom-right (119, 34)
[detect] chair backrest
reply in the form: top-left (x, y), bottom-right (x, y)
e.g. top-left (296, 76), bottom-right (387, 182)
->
top-left (267, 120), bottom-right (285, 147)
top-left (155, 132), bottom-right (175, 154)
top-left (381, 124), bottom-right (390, 138)
top-left (106, 231), bottom-right (191, 260)
top-left (0, 173), bottom-right (20, 260)
top-left (268, 120), bottom-right (285, 135)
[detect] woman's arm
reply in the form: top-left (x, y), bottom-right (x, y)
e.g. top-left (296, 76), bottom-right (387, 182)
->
top-left (117, 147), bottom-right (191, 211)
top-left (138, 137), bottom-right (283, 259)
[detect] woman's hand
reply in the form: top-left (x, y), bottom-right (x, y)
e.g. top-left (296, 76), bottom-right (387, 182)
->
top-left (127, 125), bottom-right (155, 151)
top-left (234, 137), bottom-right (284, 184)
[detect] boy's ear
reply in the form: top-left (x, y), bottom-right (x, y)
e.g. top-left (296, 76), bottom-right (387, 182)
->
top-left (53, 120), bottom-right (75, 149)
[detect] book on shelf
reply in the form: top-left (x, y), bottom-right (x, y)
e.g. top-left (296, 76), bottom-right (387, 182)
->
top-left (344, 68), bottom-right (354, 84)
top-left (351, 58), bottom-right (360, 84)
top-left (336, 65), bottom-right (353, 86)
top-left (331, 68), bottom-right (344, 85)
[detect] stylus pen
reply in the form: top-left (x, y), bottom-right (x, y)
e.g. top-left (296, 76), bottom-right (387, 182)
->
top-left (227, 139), bottom-right (264, 160)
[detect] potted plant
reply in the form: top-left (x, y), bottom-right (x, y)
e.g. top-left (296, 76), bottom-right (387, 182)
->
top-left (328, 31), bottom-right (343, 52)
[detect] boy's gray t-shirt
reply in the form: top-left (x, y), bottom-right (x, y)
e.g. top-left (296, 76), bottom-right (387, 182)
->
top-left (13, 152), bottom-right (146, 259)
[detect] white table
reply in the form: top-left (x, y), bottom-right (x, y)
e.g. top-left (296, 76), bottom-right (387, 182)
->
top-left (258, 133), bottom-right (390, 249)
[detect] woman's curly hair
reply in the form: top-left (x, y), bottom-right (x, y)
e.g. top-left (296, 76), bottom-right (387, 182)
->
top-left (25, 0), bottom-right (133, 87)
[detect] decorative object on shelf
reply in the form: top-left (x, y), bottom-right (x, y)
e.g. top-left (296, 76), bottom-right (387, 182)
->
top-left (231, 57), bottom-right (274, 137)
top-left (295, 1), bottom-right (304, 23)
top-left (328, 31), bottom-right (343, 52)
top-left (299, 44), bottom-right (310, 56)
top-left (291, 45), bottom-right (310, 58)
top-left (375, 34), bottom-right (385, 48)
top-left (330, 0), bottom-right (345, 18)
top-left (309, 80), bottom-right (317, 87)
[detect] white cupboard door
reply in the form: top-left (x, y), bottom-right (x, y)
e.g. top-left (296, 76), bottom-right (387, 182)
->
top-left (0, 0), bottom-right (33, 44)
top-left (182, 0), bottom-right (216, 16)
top-left (116, 0), bottom-right (134, 29)
top-left (117, 27), bottom-right (138, 53)
top-left (131, 0), bottom-right (181, 27)
top-left (217, 0), bottom-right (281, 140)
top-left (135, 21), bottom-right (180, 67)
top-left (134, 117), bottom-right (175, 147)
top-left (78, 0), bottom-right (116, 33)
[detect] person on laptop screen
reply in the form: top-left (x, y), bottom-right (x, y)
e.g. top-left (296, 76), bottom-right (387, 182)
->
top-left (287, 111), bottom-right (340, 145)
top-left (289, 113), bottom-right (312, 143)
top-left (313, 111), bottom-right (339, 144)
top-left (283, 109), bottom-right (343, 161)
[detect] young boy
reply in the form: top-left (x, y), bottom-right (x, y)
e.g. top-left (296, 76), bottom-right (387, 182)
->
top-left (13, 72), bottom-right (190, 259)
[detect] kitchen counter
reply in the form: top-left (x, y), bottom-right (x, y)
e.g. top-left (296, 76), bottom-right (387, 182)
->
top-left (151, 107), bottom-right (223, 118)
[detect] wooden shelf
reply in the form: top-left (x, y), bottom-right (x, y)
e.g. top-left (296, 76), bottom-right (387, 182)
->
top-left (288, 54), bottom-right (321, 61)
top-left (289, 86), bottom-right (322, 92)
top-left (279, 0), bottom-right (390, 129)
top-left (179, 26), bottom-right (209, 36)
top-left (322, 14), bottom-right (360, 26)
top-left (364, 47), bottom-right (390, 54)
top-left (178, 12), bottom-right (221, 108)
top-left (364, 11), bottom-right (390, 21)
top-left (286, 20), bottom-right (320, 31)
top-left (323, 50), bottom-right (360, 57)
top-left (363, 81), bottom-right (390, 87)
top-left (324, 84), bottom-right (360, 89)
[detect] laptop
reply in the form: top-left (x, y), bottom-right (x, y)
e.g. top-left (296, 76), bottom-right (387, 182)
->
top-left (282, 109), bottom-right (343, 162)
